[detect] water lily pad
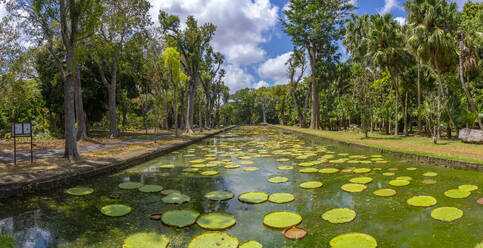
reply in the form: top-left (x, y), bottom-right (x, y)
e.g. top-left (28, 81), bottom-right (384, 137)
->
top-left (240, 240), bottom-right (263, 248)
top-left (161, 209), bottom-right (200, 228)
top-left (277, 165), bottom-right (293, 170)
top-left (183, 168), bottom-right (199, 172)
top-left (341, 183), bottom-right (366, 193)
top-left (329, 232), bottom-right (377, 248)
top-left (406, 167), bottom-right (417, 171)
top-left (263, 211), bottom-right (302, 229)
top-left (458, 184), bottom-right (478, 192)
top-left (138, 185), bottom-right (163, 193)
top-left (300, 168), bottom-right (318, 173)
top-left (389, 179), bottom-right (410, 187)
top-left (283, 227), bottom-right (307, 240)
top-left (196, 212), bottom-right (236, 230)
top-left (205, 190), bottom-right (234, 201)
top-left (382, 172), bottom-right (395, 176)
top-left (299, 181), bottom-right (323, 189)
top-left (373, 188), bottom-right (396, 197)
top-left (238, 192), bottom-right (268, 204)
top-left (422, 179), bottom-right (437, 184)
top-left (353, 168), bottom-right (371, 174)
top-left (162, 193), bottom-right (190, 204)
top-left (277, 158), bottom-right (290, 162)
top-left (224, 164), bottom-right (240, 169)
top-left (190, 159), bottom-right (206, 164)
top-left (407, 195), bottom-right (437, 207)
top-left (349, 177), bottom-right (373, 184)
top-left (65, 187), bottom-right (94, 196)
top-left (431, 207), bottom-right (463, 222)
top-left (444, 189), bottom-right (471, 199)
top-left (240, 160), bottom-right (254, 165)
top-left (119, 182), bottom-right (143, 190)
top-left (243, 167), bottom-right (260, 171)
top-left (100, 204), bottom-right (131, 217)
top-left (319, 168), bottom-right (340, 174)
top-left (161, 189), bottom-right (180, 196)
top-left (188, 232), bottom-right (238, 248)
top-left (123, 232), bottom-right (169, 248)
top-left (200, 170), bottom-right (219, 176)
top-left (191, 164), bottom-right (206, 168)
top-left (396, 176), bottom-right (412, 181)
top-left (159, 164), bottom-right (174, 169)
top-left (423, 172), bottom-right (438, 177)
top-left (268, 176), bottom-right (288, 183)
top-left (268, 193), bottom-right (294, 204)
top-left (322, 208), bottom-right (356, 224)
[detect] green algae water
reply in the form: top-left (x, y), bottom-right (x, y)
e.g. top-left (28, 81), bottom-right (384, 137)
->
top-left (0, 127), bottom-right (482, 247)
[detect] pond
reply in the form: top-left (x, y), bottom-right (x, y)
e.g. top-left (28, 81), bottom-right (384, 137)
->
top-left (0, 126), bottom-right (482, 248)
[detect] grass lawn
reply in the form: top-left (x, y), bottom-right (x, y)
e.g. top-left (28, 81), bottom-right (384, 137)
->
top-left (274, 125), bottom-right (483, 164)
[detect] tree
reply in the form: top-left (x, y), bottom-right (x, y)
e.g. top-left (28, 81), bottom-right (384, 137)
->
top-left (92, 0), bottom-right (151, 138)
top-left (272, 85), bottom-right (288, 125)
top-left (282, 0), bottom-right (354, 129)
top-left (200, 47), bottom-right (224, 129)
top-left (286, 48), bottom-right (309, 127)
top-left (256, 87), bottom-right (271, 124)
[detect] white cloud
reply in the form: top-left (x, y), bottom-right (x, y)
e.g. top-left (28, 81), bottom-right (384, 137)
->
top-left (254, 80), bottom-right (269, 89)
top-left (378, 0), bottom-right (402, 14)
top-left (224, 64), bottom-right (255, 93)
top-left (394, 16), bottom-right (406, 25)
top-left (258, 51), bottom-right (310, 86)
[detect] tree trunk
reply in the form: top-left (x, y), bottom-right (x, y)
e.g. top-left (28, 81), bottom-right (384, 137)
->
top-left (185, 80), bottom-right (195, 134)
top-left (180, 89), bottom-right (185, 130)
top-left (436, 69), bottom-right (457, 135)
top-left (174, 87), bottom-right (178, 137)
top-left (309, 77), bottom-right (320, 129)
top-left (63, 43), bottom-right (79, 160)
top-left (74, 65), bottom-right (88, 140)
top-left (204, 99), bottom-right (210, 129)
top-left (199, 97), bottom-right (203, 132)
top-left (403, 91), bottom-right (408, 136)
top-left (417, 61), bottom-right (422, 133)
top-left (262, 100), bottom-right (267, 124)
top-left (392, 74), bottom-right (400, 136)
top-left (302, 84), bottom-right (310, 127)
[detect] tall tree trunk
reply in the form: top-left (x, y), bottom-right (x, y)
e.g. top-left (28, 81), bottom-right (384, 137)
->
top-left (204, 99), bottom-right (210, 129)
top-left (199, 97), bottom-right (203, 132)
top-left (63, 40), bottom-right (79, 160)
top-left (309, 77), bottom-right (320, 129)
top-left (392, 74), bottom-right (400, 136)
top-left (173, 87), bottom-right (178, 137)
top-left (185, 80), bottom-right (196, 134)
top-left (417, 61), bottom-right (422, 133)
top-left (163, 96), bottom-right (168, 130)
top-left (436, 69), bottom-right (457, 135)
top-left (403, 91), bottom-right (408, 136)
top-left (180, 89), bottom-right (185, 130)
top-left (302, 84), bottom-right (310, 127)
top-left (74, 65), bottom-right (88, 140)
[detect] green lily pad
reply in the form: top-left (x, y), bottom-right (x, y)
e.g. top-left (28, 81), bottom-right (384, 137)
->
top-left (353, 168), bottom-right (371, 174)
top-left (298, 161), bottom-right (315, 167)
top-left (406, 167), bottom-right (417, 171)
top-left (191, 164), bottom-right (206, 168)
top-left (444, 189), bottom-right (471, 199)
top-left (349, 177), bottom-right (373, 184)
top-left (373, 188), bottom-right (396, 197)
top-left (300, 168), bottom-right (318, 173)
top-left (162, 192), bottom-right (190, 204)
top-left (205, 190), bottom-right (234, 201)
top-left (268, 176), bottom-right (288, 183)
top-left (123, 232), bottom-right (169, 248)
top-left (422, 179), bottom-right (437, 184)
top-left (277, 165), bottom-right (293, 170)
top-left (277, 158), bottom-right (290, 162)
top-left (431, 207), bottom-right (463, 222)
top-left (389, 179), bottom-right (410, 187)
top-left (161, 209), bottom-right (200, 228)
top-left (240, 240), bottom-right (263, 248)
top-left (243, 167), bottom-right (260, 171)
top-left (423, 172), bottom-right (438, 177)
top-left (190, 159), bottom-right (206, 163)
top-left (100, 204), bottom-right (131, 217)
top-left (161, 189), bottom-right (180, 196)
top-left (299, 181), bottom-right (323, 189)
top-left (329, 232), bottom-right (377, 248)
top-left (396, 176), bottom-right (412, 181)
top-left (238, 192), bottom-right (269, 204)
top-left (65, 187), bottom-right (94, 196)
top-left (341, 183), bottom-right (366, 193)
top-left (224, 164), bottom-right (240, 169)
top-left (322, 208), bottom-right (356, 224)
top-left (188, 232), bottom-right (238, 248)
top-left (407, 195), bottom-right (437, 207)
top-left (382, 172), bottom-right (395, 176)
top-left (159, 164), bottom-right (175, 169)
top-left (118, 182), bottom-right (143, 190)
top-left (263, 211), bottom-right (302, 229)
top-left (319, 168), bottom-right (340, 174)
top-left (458, 184), bottom-right (478, 192)
top-left (138, 185), bottom-right (164, 193)
top-left (240, 160), bottom-right (254, 165)
top-left (268, 193), bottom-right (295, 204)
top-left (200, 170), bottom-right (219, 176)
top-left (183, 168), bottom-right (199, 172)
top-left (196, 212), bottom-right (236, 230)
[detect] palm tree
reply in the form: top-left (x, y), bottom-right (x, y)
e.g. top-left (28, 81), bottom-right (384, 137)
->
top-left (405, 0), bottom-right (459, 138)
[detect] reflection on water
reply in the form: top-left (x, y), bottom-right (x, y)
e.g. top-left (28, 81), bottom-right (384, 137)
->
top-left (0, 127), bottom-right (482, 248)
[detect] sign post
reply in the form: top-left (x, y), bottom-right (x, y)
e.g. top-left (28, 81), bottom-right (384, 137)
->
top-left (11, 122), bottom-right (33, 165)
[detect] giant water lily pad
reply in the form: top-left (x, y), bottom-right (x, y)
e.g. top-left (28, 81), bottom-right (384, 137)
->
top-left (159, 164), bottom-right (174, 169)
top-left (373, 188), bottom-right (396, 197)
top-left (277, 165), bottom-right (293, 170)
top-left (138, 185), bottom-right (163, 193)
top-left (161, 209), bottom-right (200, 228)
top-left (422, 179), bottom-right (437, 184)
top-left (329, 232), bottom-right (377, 248)
top-left (299, 181), bottom-right (323, 189)
top-left (238, 192), bottom-right (268, 204)
top-left (423, 172), bottom-right (438, 177)
top-left (406, 167), bottom-right (417, 171)
top-left (190, 159), bottom-right (206, 164)
top-left (65, 187), bottom-right (94, 196)
top-left (119, 182), bottom-right (143, 190)
top-left (444, 189), bottom-right (471, 199)
top-left (196, 212), bottom-right (236, 230)
top-left (319, 168), bottom-right (339, 174)
top-left (322, 208), bottom-right (356, 224)
top-left (382, 172), bottom-right (395, 176)
top-left (161, 189), bottom-right (180, 196)
top-left (183, 168), bottom-right (199, 172)
top-left (407, 195), bottom-right (437, 207)
top-left (191, 164), bottom-right (206, 168)
top-left (268, 193), bottom-right (294, 204)
top-left (389, 179), bottom-right (410, 187)
top-left (200, 170), bottom-right (219, 176)
top-left (240, 160), bottom-right (254, 165)
top-left (240, 240), bottom-right (262, 248)
top-left (268, 176), bottom-right (288, 183)
top-left (205, 190), bottom-right (234, 201)
top-left (162, 193), bottom-right (190, 204)
top-left (224, 164), bottom-right (240, 169)
top-left (396, 176), bottom-right (412, 181)
top-left (100, 204), bottom-right (131, 217)
top-left (353, 168), bottom-right (371, 174)
top-left (123, 232), bottom-right (169, 248)
top-left (430, 207), bottom-right (463, 222)
top-left (283, 227), bottom-right (307, 240)
top-left (341, 183), bottom-right (366, 193)
top-left (300, 168), bottom-right (318, 173)
top-left (349, 177), bottom-right (373, 184)
top-left (277, 158), bottom-right (290, 162)
top-left (458, 184), bottom-right (478, 192)
top-left (243, 167), bottom-right (260, 172)
top-left (263, 211), bottom-right (302, 229)
top-left (188, 232), bottom-right (238, 248)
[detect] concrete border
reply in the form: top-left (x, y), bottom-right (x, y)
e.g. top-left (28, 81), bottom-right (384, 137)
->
top-left (271, 125), bottom-right (482, 171)
top-left (0, 126), bottom-right (235, 199)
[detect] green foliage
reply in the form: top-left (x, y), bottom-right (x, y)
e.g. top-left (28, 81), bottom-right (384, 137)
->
top-left (0, 233), bottom-right (15, 248)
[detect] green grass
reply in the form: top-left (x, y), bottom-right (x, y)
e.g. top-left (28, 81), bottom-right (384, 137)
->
top-left (274, 125), bottom-right (483, 165)
top-left (0, 233), bottom-right (15, 248)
